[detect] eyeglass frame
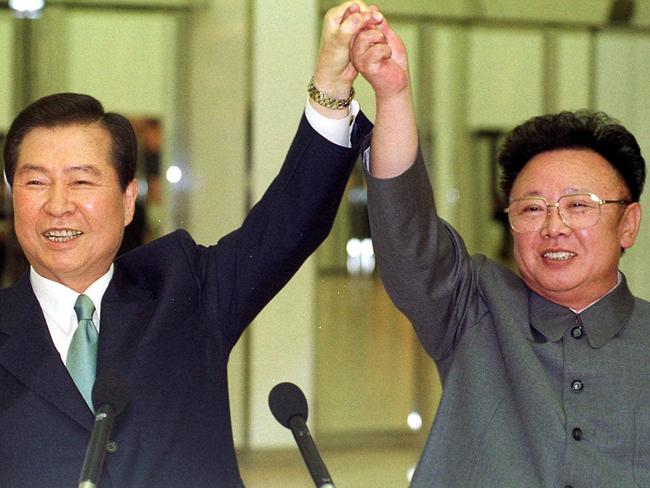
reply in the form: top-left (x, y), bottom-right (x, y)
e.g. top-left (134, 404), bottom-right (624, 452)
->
top-left (504, 192), bottom-right (630, 233)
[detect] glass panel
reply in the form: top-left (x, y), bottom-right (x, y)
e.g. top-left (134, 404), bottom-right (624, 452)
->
top-left (315, 166), bottom-right (440, 442)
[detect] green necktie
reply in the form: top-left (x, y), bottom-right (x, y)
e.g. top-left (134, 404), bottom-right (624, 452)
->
top-left (67, 294), bottom-right (98, 411)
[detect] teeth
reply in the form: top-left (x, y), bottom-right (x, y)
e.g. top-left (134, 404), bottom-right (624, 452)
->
top-left (544, 251), bottom-right (575, 261)
top-left (43, 229), bottom-right (82, 242)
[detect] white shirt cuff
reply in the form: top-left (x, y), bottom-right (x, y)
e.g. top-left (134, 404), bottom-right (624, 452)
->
top-left (304, 99), bottom-right (360, 148)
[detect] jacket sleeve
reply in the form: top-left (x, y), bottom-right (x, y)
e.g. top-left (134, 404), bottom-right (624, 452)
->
top-left (192, 111), bottom-right (373, 347)
top-left (365, 149), bottom-right (487, 362)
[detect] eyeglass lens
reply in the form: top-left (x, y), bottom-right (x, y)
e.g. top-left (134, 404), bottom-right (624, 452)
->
top-left (507, 194), bottom-right (601, 232)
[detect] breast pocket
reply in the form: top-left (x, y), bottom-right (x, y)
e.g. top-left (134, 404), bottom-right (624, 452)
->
top-left (635, 405), bottom-right (650, 486)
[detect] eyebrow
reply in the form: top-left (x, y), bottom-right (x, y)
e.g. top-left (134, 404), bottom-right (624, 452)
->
top-left (65, 165), bottom-right (104, 176)
top-left (520, 187), bottom-right (584, 198)
top-left (16, 164), bottom-right (46, 175)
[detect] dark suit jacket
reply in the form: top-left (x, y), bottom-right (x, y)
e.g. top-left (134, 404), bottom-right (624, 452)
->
top-left (0, 113), bottom-right (371, 487)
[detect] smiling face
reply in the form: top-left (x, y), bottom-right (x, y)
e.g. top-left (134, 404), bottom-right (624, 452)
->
top-left (511, 149), bottom-right (641, 309)
top-left (12, 124), bottom-right (137, 292)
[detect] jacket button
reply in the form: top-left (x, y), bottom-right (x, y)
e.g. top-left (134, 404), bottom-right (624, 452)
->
top-left (106, 440), bottom-right (118, 453)
top-left (572, 427), bottom-right (583, 441)
top-left (571, 380), bottom-right (583, 392)
top-left (571, 326), bottom-right (583, 338)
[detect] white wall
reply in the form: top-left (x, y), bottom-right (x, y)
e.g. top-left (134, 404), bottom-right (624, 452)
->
top-left (554, 31), bottom-right (592, 110)
top-left (67, 11), bottom-right (177, 116)
top-left (0, 12), bottom-right (15, 131)
top-left (596, 33), bottom-right (650, 299)
top-left (468, 27), bottom-right (544, 130)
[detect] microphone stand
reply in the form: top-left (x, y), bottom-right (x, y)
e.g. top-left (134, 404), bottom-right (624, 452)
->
top-left (289, 415), bottom-right (335, 488)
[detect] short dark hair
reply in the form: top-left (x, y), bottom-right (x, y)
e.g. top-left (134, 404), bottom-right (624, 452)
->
top-left (498, 110), bottom-right (646, 203)
top-left (3, 93), bottom-right (137, 191)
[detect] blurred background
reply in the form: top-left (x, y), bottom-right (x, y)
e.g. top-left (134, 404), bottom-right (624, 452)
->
top-left (1, 0), bottom-right (650, 486)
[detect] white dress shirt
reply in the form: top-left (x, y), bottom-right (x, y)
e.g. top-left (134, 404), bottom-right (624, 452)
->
top-left (30, 266), bottom-right (113, 364)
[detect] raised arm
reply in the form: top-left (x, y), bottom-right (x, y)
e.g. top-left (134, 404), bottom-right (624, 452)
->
top-left (352, 18), bottom-right (484, 362)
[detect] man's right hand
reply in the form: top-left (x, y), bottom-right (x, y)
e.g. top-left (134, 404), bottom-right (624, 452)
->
top-left (350, 13), bottom-right (419, 178)
top-left (350, 14), bottom-right (410, 102)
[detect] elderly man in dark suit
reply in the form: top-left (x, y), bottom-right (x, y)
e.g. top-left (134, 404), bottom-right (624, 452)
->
top-left (350, 12), bottom-right (650, 488)
top-left (0, 3), bottom-right (383, 486)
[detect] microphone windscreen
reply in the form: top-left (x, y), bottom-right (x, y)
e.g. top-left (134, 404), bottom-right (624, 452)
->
top-left (92, 369), bottom-right (130, 416)
top-left (268, 382), bottom-right (309, 428)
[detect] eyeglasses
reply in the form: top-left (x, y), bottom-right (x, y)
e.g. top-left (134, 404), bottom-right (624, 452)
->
top-left (504, 193), bottom-right (629, 233)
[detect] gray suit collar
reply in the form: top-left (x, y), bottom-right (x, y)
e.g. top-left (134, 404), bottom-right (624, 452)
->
top-left (528, 274), bottom-right (634, 348)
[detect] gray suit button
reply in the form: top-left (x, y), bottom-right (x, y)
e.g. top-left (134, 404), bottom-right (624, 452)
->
top-left (572, 427), bottom-right (583, 441)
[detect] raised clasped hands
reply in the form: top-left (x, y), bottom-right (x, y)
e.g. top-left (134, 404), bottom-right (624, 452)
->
top-left (315, 2), bottom-right (410, 105)
top-left (347, 4), bottom-right (417, 178)
top-left (313, 2), bottom-right (384, 116)
top-left (315, 2), bottom-right (417, 177)
top-left (349, 6), bottom-right (410, 101)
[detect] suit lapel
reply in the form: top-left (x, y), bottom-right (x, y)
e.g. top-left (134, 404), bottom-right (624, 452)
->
top-left (0, 267), bottom-right (155, 429)
top-left (0, 273), bottom-right (94, 430)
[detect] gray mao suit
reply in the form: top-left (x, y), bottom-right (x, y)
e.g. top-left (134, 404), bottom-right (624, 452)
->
top-left (366, 153), bottom-right (650, 487)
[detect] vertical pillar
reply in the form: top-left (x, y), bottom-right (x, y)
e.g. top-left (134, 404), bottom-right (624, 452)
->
top-left (248, 0), bottom-right (319, 448)
top-left (186, 0), bottom-right (251, 446)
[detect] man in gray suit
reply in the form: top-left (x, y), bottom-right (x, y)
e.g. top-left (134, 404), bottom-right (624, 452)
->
top-left (349, 12), bottom-right (649, 488)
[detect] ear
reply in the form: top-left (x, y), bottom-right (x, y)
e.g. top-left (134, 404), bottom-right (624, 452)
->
top-left (123, 179), bottom-right (138, 227)
top-left (619, 202), bottom-right (642, 249)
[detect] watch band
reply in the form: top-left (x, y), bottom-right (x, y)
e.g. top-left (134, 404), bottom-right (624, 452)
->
top-left (307, 77), bottom-right (355, 110)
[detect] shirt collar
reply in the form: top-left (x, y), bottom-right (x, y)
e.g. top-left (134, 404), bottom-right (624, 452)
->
top-left (30, 265), bottom-right (114, 332)
top-left (529, 272), bottom-right (635, 348)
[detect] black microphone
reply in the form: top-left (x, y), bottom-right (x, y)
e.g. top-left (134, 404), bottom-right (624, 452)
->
top-left (78, 370), bottom-right (130, 488)
top-left (268, 382), bottom-right (335, 488)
